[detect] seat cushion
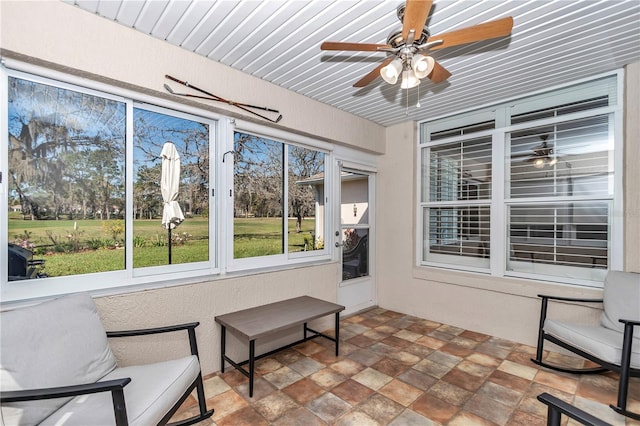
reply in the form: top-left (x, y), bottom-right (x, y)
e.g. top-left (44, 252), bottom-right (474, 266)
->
top-left (40, 355), bottom-right (200, 426)
top-left (545, 319), bottom-right (640, 369)
top-left (1, 292), bottom-right (117, 426)
top-left (600, 271), bottom-right (640, 333)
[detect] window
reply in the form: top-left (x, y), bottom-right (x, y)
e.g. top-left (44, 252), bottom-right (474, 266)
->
top-left (419, 74), bottom-right (621, 286)
top-left (133, 107), bottom-right (210, 268)
top-left (506, 115), bottom-right (612, 278)
top-left (7, 76), bottom-right (127, 278)
top-left (232, 131), bottom-right (327, 262)
top-left (422, 136), bottom-right (492, 269)
top-left (4, 73), bottom-right (216, 293)
top-left (2, 67), bottom-right (334, 301)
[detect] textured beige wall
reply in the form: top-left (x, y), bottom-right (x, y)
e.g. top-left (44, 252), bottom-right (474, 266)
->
top-left (377, 63), bottom-right (639, 346)
top-left (0, 1), bottom-right (385, 154)
top-left (624, 61), bottom-right (640, 272)
top-left (95, 263), bottom-right (339, 375)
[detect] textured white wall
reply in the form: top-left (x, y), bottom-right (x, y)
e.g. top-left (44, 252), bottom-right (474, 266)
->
top-left (377, 63), bottom-right (639, 347)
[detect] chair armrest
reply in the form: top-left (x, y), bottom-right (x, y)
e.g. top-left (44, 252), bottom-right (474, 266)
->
top-left (106, 321), bottom-right (199, 338)
top-left (537, 294), bottom-right (603, 304)
top-left (537, 393), bottom-right (611, 426)
top-left (0, 377), bottom-right (131, 403)
top-left (107, 322), bottom-right (201, 357)
top-left (619, 318), bottom-right (640, 327)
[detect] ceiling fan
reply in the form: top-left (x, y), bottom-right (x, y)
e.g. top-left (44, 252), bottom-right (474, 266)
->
top-left (320, 0), bottom-right (513, 89)
top-left (512, 135), bottom-right (560, 169)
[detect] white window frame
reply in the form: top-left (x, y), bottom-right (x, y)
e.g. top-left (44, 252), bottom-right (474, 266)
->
top-left (225, 119), bottom-right (332, 272)
top-left (1, 60), bottom-right (336, 303)
top-left (417, 71), bottom-right (624, 288)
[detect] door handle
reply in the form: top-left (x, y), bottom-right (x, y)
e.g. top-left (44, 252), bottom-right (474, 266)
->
top-left (335, 242), bottom-right (344, 248)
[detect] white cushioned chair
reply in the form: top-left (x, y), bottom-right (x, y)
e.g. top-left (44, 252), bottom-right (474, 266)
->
top-left (0, 292), bottom-right (214, 425)
top-left (532, 270), bottom-right (640, 420)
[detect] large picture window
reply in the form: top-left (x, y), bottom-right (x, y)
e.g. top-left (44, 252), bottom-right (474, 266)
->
top-left (2, 69), bottom-right (334, 301)
top-left (419, 74), bottom-right (621, 287)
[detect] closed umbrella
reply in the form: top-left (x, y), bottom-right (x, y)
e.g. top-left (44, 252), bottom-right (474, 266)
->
top-left (161, 142), bottom-right (184, 264)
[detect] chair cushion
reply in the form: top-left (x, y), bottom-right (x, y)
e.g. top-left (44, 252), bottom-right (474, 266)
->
top-left (600, 271), bottom-right (640, 333)
top-left (545, 319), bottom-right (640, 368)
top-left (40, 355), bottom-right (200, 426)
top-left (1, 292), bottom-right (117, 426)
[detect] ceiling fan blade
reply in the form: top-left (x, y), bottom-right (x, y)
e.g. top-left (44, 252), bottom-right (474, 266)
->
top-left (353, 58), bottom-right (393, 88)
top-left (402, 0), bottom-right (433, 41)
top-left (428, 16), bottom-right (514, 50)
top-left (428, 60), bottom-right (451, 83)
top-left (321, 41), bottom-right (390, 51)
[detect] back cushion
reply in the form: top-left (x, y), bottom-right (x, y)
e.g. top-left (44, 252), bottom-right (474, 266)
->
top-left (1, 292), bottom-right (117, 425)
top-left (600, 271), bottom-right (640, 332)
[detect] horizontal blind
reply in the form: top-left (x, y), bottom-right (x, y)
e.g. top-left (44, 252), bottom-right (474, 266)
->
top-left (508, 201), bottom-right (609, 269)
top-left (430, 136), bottom-right (493, 201)
top-left (427, 206), bottom-right (491, 260)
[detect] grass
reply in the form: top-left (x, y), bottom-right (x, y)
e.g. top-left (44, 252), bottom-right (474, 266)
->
top-left (8, 215), bottom-right (318, 277)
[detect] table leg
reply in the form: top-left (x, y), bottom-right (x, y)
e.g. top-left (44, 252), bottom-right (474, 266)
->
top-left (335, 312), bottom-right (340, 356)
top-left (304, 322), bottom-right (308, 340)
top-left (249, 339), bottom-right (255, 397)
top-left (220, 325), bottom-right (226, 373)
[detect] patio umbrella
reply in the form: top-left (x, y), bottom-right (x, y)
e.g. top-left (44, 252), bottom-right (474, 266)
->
top-left (161, 141), bottom-right (184, 264)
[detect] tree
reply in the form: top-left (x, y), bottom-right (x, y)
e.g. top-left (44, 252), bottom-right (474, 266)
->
top-left (288, 146), bottom-right (324, 232)
top-left (8, 77), bottom-right (126, 221)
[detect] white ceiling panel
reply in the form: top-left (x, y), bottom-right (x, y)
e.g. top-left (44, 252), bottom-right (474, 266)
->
top-left (133, 0), bottom-right (169, 34)
top-left (115, 1), bottom-right (145, 27)
top-left (66, 0), bottom-right (640, 127)
top-left (149, 1), bottom-right (192, 40)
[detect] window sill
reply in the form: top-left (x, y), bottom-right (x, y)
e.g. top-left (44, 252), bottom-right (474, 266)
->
top-left (412, 265), bottom-right (603, 301)
top-left (1, 258), bottom-right (337, 309)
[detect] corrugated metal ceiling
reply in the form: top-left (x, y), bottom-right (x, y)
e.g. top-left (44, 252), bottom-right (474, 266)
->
top-left (64, 0), bottom-right (640, 127)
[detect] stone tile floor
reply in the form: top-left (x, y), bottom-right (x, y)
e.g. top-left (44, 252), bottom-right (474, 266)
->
top-left (173, 307), bottom-right (640, 425)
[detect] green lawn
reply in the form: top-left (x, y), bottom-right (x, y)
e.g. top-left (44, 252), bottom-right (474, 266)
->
top-left (8, 215), bottom-right (318, 277)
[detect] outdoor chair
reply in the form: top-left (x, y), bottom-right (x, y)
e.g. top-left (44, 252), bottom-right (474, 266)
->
top-left (531, 270), bottom-right (640, 420)
top-left (342, 234), bottom-right (368, 280)
top-left (0, 292), bottom-right (214, 426)
top-left (537, 393), bottom-right (611, 426)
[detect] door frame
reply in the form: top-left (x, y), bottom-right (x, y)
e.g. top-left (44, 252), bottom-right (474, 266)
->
top-left (334, 159), bottom-right (377, 316)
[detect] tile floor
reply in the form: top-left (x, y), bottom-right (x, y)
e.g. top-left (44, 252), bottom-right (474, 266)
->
top-left (173, 307), bottom-right (640, 425)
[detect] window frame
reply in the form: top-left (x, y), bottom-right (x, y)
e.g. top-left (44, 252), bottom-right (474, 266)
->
top-left (421, 130), bottom-right (494, 272)
top-left (417, 71), bottom-right (624, 288)
top-left (224, 120), bottom-right (332, 272)
top-left (1, 61), bottom-right (335, 303)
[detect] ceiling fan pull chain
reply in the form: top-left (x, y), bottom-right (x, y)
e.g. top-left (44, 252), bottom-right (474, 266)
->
top-left (405, 86), bottom-right (409, 115)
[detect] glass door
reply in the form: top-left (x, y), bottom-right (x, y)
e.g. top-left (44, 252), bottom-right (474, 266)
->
top-left (338, 170), bottom-right (370, 284)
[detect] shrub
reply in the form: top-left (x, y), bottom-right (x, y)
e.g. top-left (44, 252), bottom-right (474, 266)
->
top-left (102, 220), bottom-right (124, 241)
top-left (133, 235), bottom-right (147, 248)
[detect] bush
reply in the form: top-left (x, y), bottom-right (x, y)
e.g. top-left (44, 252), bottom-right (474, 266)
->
top-left (102, 220), bottom-right (124, 241)
top-left (133, 235), bottom-right (147, 248)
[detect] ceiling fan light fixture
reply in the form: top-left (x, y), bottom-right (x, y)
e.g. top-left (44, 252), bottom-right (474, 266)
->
top-left (412, 53), bottom-right (435, 79)
top-left (400, 68), bottom-right (420, 89)
top-left (380, 58), bottom-right (403, 84)
top-left (532, 157), bottom-right (545, 169)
